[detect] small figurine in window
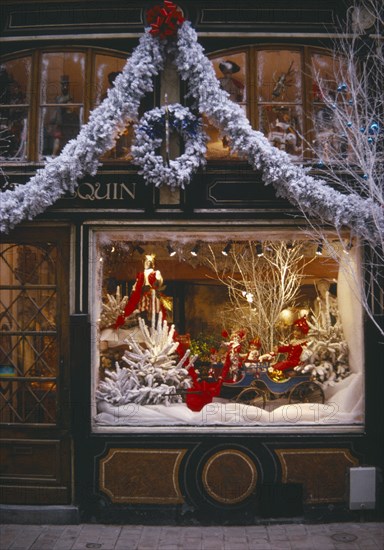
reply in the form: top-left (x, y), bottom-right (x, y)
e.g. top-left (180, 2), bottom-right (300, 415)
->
top-left (49, 75), bottom-right (79, 156)
top-left (219, 60), bottom-right (244, 103)
top-left (223, 329), bottom-right (247, 382)
top-left (244, 337), bottom-right (261, 367)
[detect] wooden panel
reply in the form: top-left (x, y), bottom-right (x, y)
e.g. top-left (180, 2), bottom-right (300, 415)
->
top-left (202, 449), bottom-right (257, 504)
top-left (99, 448), bottom-right (186, 504)
top-left (0, 439), bottom-right (61, 481)
top-left (0, 485), bottom-right (69, 504)
top-left (276, 448), bottom-right (359, 504)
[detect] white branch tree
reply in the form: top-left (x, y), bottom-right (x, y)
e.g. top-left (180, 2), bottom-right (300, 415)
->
top-left (206, 241), bottom-right (310, 351)
top-left (299, 0), bottom-right (383, 335)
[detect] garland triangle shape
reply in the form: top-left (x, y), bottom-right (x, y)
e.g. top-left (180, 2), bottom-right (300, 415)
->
top-left (0, 1), bottom-right (383, 247)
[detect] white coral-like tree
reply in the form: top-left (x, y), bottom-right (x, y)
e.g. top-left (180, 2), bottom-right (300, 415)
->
top-left (297, 295), bottom-right (350, 386)
top-left (96, 293), bottom-right (192, 406)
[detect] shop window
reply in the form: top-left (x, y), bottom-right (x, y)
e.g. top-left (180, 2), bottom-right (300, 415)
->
top-left (0, 48), bottom-right (131, 165)
top-left (0, 57), bottom-right (31, 161)
top-left (0, 243), bottom-right (59, 424)
top-left (206, 47), bottom-right (347, 163)
top-left (91, 230), bottom-right (364, 431)
top-left (0, 46), bottom-right (348, 166)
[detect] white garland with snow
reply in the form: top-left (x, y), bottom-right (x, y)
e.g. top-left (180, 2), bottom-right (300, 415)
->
top-left (131, 103), bottom-right (206, 188)
top-left (1, 19), bottom-right (383, 247)
top-left (96, 307), bottom-right (192, 406)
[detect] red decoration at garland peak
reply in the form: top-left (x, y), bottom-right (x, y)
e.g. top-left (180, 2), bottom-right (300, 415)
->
top-left (146, 1), bottom-right (185, 39)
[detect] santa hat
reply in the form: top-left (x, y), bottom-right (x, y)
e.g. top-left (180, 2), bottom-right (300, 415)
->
top-left (293, 316), bottom-right (309, 335)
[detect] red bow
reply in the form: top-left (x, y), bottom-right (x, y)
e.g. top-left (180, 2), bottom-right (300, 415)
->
top-left (146, 1), bottom-right (185, 39)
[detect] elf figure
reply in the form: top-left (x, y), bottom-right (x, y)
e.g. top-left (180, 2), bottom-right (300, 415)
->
top-left (223, 329), bottom-right (246, 381)
top-left (270, 316), bottom-right (309, 373)
top-left (244, 337), bottom-right (261, 367)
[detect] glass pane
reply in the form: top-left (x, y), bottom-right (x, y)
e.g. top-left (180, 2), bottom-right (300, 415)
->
top-left (259, 105), bottom-right (303, 159)
top-left (0, 243), bottom-right (59, 425)
top-left (0, 57), bottom-right (31, 161)
top-left (94, 54), bottom-right (134, 161)
top-left (311, 53), bottom-right (350, 103)
top-left (92, 232), bottom-right (363, 430)
top-left (206, 52), bottom-right (247, 160)
top-left (311, 54), bottom-right (353, 164)
top-left (39, 52), bottom-right (85, 158)
top-left (257, 50), bottom-right (302, 103)
top-left (0, 379), bottom-right (57, 424)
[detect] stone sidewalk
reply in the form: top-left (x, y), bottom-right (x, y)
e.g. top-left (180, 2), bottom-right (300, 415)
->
top-left (0, 522), bottom-right (383, 550)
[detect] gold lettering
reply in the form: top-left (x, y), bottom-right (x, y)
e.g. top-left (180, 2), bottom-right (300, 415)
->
top-left (94, 182), bottom-right (110, 200)
top-left (77, 182), bottom-right (95, 200)
top-left (119, 182), bottom-right (136, 200)
top-left (71, 181), bottom-right (136, 201)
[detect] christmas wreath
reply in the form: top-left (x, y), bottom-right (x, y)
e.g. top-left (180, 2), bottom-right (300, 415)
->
top-left (131, 103), bottom-right (207, 188)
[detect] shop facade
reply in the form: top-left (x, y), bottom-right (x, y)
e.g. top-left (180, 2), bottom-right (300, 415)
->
top-left (0, 0), bottom-right (383, 524)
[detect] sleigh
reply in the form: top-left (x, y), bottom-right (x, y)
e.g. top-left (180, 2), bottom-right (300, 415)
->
top-left (219, 362), bottom-right (325, 408)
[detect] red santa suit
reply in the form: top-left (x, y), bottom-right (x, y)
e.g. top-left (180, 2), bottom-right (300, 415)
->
top-left (272, 316), bottom-right (309, 372)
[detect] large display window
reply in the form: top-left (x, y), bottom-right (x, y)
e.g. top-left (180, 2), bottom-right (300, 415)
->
top-left (91, 229), bottom-right (364, 432)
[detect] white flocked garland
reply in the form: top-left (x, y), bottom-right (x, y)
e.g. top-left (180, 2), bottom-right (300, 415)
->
top-left (131, 103), bottom-right (206, 188)
top-left (0, 6), bottom-right (383, 247)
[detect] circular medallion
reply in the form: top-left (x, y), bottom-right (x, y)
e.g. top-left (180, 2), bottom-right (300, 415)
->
top-left (202, 449), bottom-right (257, 504)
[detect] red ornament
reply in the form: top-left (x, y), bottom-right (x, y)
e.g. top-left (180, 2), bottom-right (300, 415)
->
top-left (146, 1), bottom-right (185, 39)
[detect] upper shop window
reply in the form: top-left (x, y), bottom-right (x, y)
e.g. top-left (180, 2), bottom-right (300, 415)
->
top-left (0, 48), bottom-right (133, 164)
top-left (1, 46), bottom-right (349, 167)
top-left (90, 230), bottom-right (364, 432)
top-left (206, 47), bottom-right (347, 163)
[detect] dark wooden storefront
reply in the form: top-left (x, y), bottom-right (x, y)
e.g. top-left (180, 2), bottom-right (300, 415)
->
top-left (1, 0), bottom-right (383, 524)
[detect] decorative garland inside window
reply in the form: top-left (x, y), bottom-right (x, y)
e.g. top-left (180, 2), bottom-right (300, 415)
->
top-left (0, 0), bottom-right (382, 248)
top-left (131, 103), bottom-right (206, 188)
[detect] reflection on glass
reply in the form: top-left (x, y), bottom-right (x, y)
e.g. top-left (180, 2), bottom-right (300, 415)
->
top-left (260, 106), bottom-right (303, 158)
top-left (206, 52), bottom-right (246, 160)
top-left (0, 57), bottom-right (31, 160)
top-left (257, 51), bottom-right (301, 103)
top-left (40, 52), bottom-right (85, 158)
